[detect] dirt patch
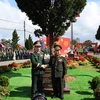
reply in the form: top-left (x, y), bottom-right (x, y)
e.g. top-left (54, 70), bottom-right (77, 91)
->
top-left (64, 75), bottom-right (76, 82)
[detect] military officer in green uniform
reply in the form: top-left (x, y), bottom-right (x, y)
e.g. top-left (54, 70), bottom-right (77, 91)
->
top-left (30, 41), bottom-right (46, 96)
top-left (50, 44), bottom-right (67, 100)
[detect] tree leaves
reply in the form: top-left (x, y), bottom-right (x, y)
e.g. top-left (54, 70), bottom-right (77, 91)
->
top-left (15, 0), bottom-right (86, 37)
top-left (96, 25), bottom-right (100, 40)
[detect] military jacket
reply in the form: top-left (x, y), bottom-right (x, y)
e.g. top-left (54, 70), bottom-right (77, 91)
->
top-left (50, 55), bottom-right (67, 78)
top-left (30, 51), bottom-right (44, 75)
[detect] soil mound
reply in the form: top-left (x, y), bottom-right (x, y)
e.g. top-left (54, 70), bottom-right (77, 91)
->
top-left (64, 75), bottom-right (76, 82)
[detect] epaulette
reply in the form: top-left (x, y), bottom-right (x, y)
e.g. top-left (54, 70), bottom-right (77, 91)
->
top-left (40, 51), bottom-right (44, 55)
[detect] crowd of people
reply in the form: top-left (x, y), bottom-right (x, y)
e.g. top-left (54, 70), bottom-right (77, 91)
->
top-left (0, 49), bottom-right (30, 61)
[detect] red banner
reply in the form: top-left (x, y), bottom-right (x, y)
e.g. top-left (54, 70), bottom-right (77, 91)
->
top-left (43, 36), bottom-right (70, 54)
top-left (54, 36), bottom-right (70, 54)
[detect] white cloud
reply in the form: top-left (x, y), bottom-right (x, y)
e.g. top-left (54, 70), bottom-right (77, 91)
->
top-left (0, 0), bottom-right (40, 46)
top-left (65, 1), bottom-right (100, 44)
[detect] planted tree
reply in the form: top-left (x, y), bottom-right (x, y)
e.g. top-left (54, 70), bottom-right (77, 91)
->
top-left (11, 29), bottom-right (19, 50)
top-left (96, 25), bottom-right (100, 40)
top-left (25, 39), bottom-right (29, 50)
top-left (15, 0), bottom-right (86, 53)
top-left (25, 35), bottom-right (33, 50)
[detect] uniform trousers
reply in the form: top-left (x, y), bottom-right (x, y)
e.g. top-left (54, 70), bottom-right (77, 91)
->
top-left (31, 73), bottom-right (43, 94)
top-left (52, 77), bottom-right (65, 99)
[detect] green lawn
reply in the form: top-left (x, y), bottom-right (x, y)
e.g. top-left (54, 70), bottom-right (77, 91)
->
top-left (1, 65), bottom-right (100, 100)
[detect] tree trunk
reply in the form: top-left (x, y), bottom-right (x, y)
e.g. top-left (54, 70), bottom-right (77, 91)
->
top-left (50, 33), bottom-right (54, 55)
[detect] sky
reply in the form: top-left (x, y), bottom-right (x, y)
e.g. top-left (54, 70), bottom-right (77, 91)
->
top-left (0, 0), bottom-right (100, 46)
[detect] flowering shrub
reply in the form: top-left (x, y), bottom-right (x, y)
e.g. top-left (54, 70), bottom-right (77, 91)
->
top-left (22, 60), bottom-right (31, 68)
top-left (67, 59), bottom-right (79, 69)
top-left (12, 62), bottom-right (18, 67)
top-left (23, 61), bottom-right (29, 65)
top-left (96, 60), bottom-right (100, 64)
top-left (78, 59), bottom-right (89, 65)
top-left (66, 56), bottom-right (89, 67)
top-left (73, 57), bottom-right (79, 61)
top-left (86, 55), bottom-right (100, 64)
top-left (79, 56), bottom-right (86, 61)
top-left (86, 55), bottom-right (93, 62)
top-left (8, 62), bottom-right (18, 71)
top-left (8, 62), bottom-right (18, 68)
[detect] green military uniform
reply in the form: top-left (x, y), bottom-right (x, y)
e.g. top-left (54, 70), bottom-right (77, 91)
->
top-left (50, 44), bottom-right (67, 100)
top-left (0, 51), bottom-right (2, 61)
top-left (6, 50), bottom-right (10, 60)
top-left (30, 51), bottom-right (45, 94)
top-left (0, 51), bottom-right (4, 61)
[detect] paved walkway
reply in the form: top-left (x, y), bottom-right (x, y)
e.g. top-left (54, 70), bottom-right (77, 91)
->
top-left (94, 54), bottom-right (100, 58)
top-left (88, 52), bottom-right (100, 58)
top-left (0, 59), bottom-right (30, 66)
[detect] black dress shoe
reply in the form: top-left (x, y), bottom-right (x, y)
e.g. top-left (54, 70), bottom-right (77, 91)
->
top-left (59, 96), bottom-right (64, 100)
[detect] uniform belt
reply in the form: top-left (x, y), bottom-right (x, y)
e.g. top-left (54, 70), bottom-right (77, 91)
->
top-left (34, 68), bottom-right (44, 70)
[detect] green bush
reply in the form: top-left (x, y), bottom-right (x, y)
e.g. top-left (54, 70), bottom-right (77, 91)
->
top-left (0, 85), bottom-right (4, 92)
top-left (0, 85), bottom-right (4, 99)
top-left (0, 76), bottom-right (10, 87)
top-left (0, 85), bottom-right (10, 99)
top-left (88, 76), bottom-right (100, 91)
top-left (88, 76), bottom-right (100, 99)
top-left (94, 84), bottom-right (100, 98)
top-left (0, 66), bottom-right (12, 73)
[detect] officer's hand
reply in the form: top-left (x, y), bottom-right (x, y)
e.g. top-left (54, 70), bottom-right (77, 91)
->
top-left (41, 65), bottom-right (47, 69)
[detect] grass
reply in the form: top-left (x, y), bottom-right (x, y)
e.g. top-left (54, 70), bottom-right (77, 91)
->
top-left (0, 64), bottom-right (100, 100)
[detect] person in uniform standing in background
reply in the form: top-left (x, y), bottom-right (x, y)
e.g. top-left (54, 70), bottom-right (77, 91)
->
top-left (49, 44), bottom-right (67, 100)
top-left (30, 40), bottom-right (46, 96)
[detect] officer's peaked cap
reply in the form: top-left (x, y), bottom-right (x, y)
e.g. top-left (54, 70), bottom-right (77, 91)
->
top-left (54, 44), bottom-right (62, 50)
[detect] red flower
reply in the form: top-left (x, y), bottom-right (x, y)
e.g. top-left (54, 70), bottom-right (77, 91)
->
top-left (73, 57), bottom-right (79, 61)
top-left (8, 62), bottom-right (18, 67)
top-left (79, 56), bottom-right (85, 61)
top-left (96, 60), bottom-right (100, 63)
top-left (8, 64), bottom-right (12, 67)
top-left (12, 62), bottom-right (18, 67)
top-left (23, 61), bottom-right (29, 65)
